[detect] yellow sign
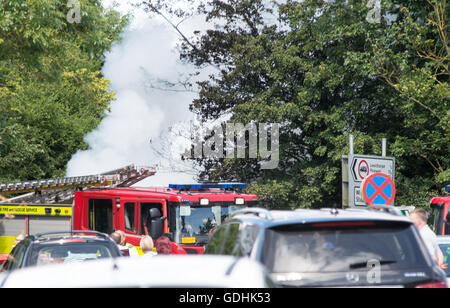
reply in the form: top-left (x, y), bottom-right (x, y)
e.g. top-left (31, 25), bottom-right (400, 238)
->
top-left (181, 237), bottom-right (196, 244)
top-left (0, 205), bottom-right (72, 216)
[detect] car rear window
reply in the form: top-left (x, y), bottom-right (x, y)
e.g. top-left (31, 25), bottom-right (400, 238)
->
top-left (29, 243), bottom-right (113, 266)
top-left (263, 221), bottom-right (428, 273)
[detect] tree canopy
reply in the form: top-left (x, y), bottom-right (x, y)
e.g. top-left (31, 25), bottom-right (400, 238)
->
top-left (0, 0), bottom-right (128, 181)
top-left (140, 0), bottom-right (449, 209)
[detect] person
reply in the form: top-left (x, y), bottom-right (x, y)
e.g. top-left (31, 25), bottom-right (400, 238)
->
top-left (110, 231), bottom-right (123, 247)
top-left (155, 236), bottom-right (172, 255)
top-left (208, 226), bottom-right (218, 240)
top-left (163, 233), bottom-right (188, 255)
top-left (140, 235), bottom-right (157, 257)
top-left (110, 231), bottom-right (127, 255)
top-left (410, 209), bottom-right (448, 271)
top-left (117, 230), bottom-right (139, 257)
top-left (13, 232), bottom-right (26, 249)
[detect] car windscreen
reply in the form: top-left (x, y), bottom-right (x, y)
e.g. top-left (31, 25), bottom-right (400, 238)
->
top-left (29, 242), bottom-right (113, 266)
top-left (263, 221), bottom-right (429, 274)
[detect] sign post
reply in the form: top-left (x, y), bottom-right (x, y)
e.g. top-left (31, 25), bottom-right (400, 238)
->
top-left (343, 135), bottom-right (396, 207)
top-left (348, 154), bottom-right (395, 207)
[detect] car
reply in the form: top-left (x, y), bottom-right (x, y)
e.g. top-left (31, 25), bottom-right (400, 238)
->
top-left (204, 207), bottom-right (447, 288)
top-left (0, 230), bottom-right (122, 272)
top-left (437, 236), bottom-right (450, 285)
top-left (0, 255), bottom-right (275, 288)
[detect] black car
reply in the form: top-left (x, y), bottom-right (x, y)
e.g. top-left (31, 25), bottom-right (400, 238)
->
top-left (1, 230), bottom-right (122, 272)
top-left (205, 207), bottom-right (447, 288)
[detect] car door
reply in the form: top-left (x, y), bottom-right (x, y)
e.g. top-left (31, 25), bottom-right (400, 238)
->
top-left (119, 198), bottom-right (167, 247)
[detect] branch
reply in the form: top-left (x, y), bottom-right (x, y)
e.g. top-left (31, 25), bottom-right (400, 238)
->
top-left (139, 1), bottom-right (221, 71)
top-left (413, 147), bottom-right (441, 173)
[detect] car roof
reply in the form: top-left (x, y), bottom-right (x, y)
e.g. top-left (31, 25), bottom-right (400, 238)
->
top-left (231, 207), bottom-right (412, 228)
top-left (28, 231), bottom-right (113, 244)
top-left (0, 255), bottom-right (270, 288)
top-left (437, 236), bottom-right (450, 244)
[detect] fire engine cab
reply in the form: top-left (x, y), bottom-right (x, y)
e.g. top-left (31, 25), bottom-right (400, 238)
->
top-left (73, 183), bottom-right (258, 254)
top-left (0, 165), bottom-right (257, 260)
top-left (430, 185), bottom-right (450, 235)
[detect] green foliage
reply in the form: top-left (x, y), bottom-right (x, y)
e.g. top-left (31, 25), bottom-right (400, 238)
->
top-left (0, 0), bottom-right (128, 181)
top-left (145, 0), bottom-right (449, 209)
top-left (369, 0), bottom-right (450, 198)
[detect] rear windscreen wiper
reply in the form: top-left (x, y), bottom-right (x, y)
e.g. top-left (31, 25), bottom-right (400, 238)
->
top-left (349, 260), bottom-right (397, 269)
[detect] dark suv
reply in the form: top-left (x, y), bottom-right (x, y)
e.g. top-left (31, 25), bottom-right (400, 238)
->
top-left (1, 230), bottom-right (122, 272)
top-left (205, 207), bottom-right (447, 288)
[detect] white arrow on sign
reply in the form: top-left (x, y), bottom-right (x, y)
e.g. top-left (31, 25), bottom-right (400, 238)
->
top-left (350, 156), bottom-right (395, 183)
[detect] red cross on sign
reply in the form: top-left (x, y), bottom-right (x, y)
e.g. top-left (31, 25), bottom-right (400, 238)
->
top-left (362, 173), bottom-right (396, 206)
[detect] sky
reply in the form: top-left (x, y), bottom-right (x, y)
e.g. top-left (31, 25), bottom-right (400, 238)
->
top-left (66, 0), bottom-right (208, 186)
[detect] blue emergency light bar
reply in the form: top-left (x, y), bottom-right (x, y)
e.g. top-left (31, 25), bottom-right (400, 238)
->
top-left (169, 183), bottom-right (247, 190)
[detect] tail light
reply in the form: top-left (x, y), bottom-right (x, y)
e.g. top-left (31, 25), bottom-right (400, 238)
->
top-left (415, 282), bottom-right (447, 288)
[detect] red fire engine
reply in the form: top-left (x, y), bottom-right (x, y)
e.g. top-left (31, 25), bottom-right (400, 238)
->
top-left (430, 185), bottom-right (450, 236)
top-left (0, 166), bottom-right (258, 260)
top-left (73, 183), bottom-right (258, 254)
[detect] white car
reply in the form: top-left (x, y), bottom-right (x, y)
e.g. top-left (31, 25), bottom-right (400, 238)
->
top-left (0, 255), bottom-right (274, 288)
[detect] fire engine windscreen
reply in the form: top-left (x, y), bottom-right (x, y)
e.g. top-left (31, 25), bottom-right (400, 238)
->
top-left (175, 205), bottom-right (246, 245)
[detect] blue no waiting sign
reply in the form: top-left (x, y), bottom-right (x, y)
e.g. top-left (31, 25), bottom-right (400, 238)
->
top-left (362, 173), bottom-right (396, 206)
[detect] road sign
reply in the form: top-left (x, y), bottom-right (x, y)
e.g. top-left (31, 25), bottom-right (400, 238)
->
top-left (347, 154), bottom-right (395, 207)
top-left (350, 155), bottom-right (394, 182)
top-left (362, 173), bottom-right (396, 206)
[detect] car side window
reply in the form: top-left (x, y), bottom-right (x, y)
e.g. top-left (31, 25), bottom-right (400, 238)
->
top-left (223, 223), bottom-right (241, 255)
top-left (236, 224), bottom-right (259, 257)
top-left (222, 223), bottom-right (259, 257)
top-left (4, 241), bottom-right (28, 271)
top-left (204, 225), bottom-right (228, 254)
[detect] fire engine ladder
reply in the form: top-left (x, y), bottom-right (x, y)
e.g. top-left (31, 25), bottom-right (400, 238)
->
top-left (0, 165), bottom-right (157, 204)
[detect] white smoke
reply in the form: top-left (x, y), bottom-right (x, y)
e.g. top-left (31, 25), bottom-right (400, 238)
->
top-left (66, 0), bottom-right (207, 186)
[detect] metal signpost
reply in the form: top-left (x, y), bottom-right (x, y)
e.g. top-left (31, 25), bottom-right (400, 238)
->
top-left (342, 136), bottom-right (396, 207)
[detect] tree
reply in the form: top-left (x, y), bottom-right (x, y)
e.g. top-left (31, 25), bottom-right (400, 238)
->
top-left (0, 0), bottom-right (128, 181)
top-left (369, 0), bottom-right (450, 196)
top-left (139, 0), bottom-right (449, 208)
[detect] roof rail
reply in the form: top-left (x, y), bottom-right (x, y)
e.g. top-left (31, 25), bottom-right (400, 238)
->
top-left (231, 208), bottom-right (273, 220)
top-left (34, 230), bottom-right (110, 241)
top-left (347, 205), bottom-right (404, 217)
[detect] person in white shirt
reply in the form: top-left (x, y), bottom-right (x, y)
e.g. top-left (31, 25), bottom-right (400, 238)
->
top-left (410, 209), bottom-right (448, 271)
